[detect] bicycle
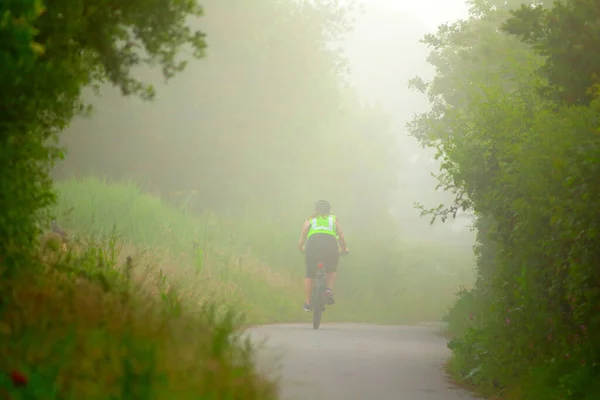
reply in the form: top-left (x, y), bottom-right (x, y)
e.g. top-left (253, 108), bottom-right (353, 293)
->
top-left (310, 251), bottom-right (349, 330)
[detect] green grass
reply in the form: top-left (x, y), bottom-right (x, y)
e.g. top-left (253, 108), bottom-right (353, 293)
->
top-left (53, 176), bottom-right (305, 325)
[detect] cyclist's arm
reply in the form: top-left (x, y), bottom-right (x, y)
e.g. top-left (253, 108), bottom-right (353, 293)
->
top-left (298, 220), bottom-right (310, 251)
top-left (335, 220), bottom-right (348, 252)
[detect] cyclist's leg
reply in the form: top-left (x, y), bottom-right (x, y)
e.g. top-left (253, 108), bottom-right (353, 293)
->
top-left (304, 278), bottom-right (313, 305)
top-left (305, 234), bottom-right (329, 309)
top-left (326, 271), bottom-right (337, 290)
top-left (324, 271), bottom-right (337, 305)
top-left (326, 252), bottom-right (339, 285)
top-left (324, 237), bottom-right (339, 288)
top-left (323, 238), bottom-right (340, 304)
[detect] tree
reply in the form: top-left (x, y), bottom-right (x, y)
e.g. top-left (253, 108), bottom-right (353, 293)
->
top-left (408, 0), bottom-right (548, 221)
top-left (0, 0), bottom-right (205, 272)
top-left (502, 0), bottom-right (600, 105)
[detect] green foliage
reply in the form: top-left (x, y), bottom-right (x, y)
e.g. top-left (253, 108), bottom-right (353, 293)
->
top-left (411, 0), bottom-right (600, 398)
top-left (443, 287), bottom-right (478, 338)
top-left (0, 0), bottom-right (205, 273)
top-left (502, 0), bottom-right (600, 105)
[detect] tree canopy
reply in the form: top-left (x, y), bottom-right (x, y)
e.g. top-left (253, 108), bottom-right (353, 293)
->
top-left (502, 0), bottom-right (600, 105)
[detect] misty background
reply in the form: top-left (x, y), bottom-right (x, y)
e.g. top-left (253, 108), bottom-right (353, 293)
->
top-left (53, 0), bottom-right (474, 251)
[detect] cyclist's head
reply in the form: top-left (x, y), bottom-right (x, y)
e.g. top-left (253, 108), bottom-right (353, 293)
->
top-left (314, 200), bottom-right (331, 215)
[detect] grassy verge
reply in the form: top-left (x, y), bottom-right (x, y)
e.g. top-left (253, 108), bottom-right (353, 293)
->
top-left (0, 235), bottom-right (277, 399)
top-left (52, 177), bottom-right (307, 325)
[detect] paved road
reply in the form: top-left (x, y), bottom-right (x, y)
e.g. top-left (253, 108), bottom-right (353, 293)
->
top-left (245, 323), bottom-right (479, 400)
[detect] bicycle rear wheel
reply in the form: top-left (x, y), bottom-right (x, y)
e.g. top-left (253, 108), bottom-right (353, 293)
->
top-left (312, 276), bottom-right (325, 330)
top-left (312, 306), bottom-right (322, 329)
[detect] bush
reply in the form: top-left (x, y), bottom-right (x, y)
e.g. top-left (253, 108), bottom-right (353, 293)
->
top-left (411, 1), bottom-right (600, 398)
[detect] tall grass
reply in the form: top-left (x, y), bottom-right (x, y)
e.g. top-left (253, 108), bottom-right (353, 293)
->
top-left (54, 176), bottom-right (476, 324)
top-left (54, 177), bottom-right (205, 251)
top-left (0, 235), bottom-right (278, 399)
top-left (53, 177), bottom-right (306, 324)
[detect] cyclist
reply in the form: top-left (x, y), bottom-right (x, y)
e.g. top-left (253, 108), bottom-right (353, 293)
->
top-left (297, 200), bottom-right (349, 311)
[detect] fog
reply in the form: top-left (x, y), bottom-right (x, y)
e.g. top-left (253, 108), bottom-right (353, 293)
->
top-left (343, 0), bottom-right (472, 247)
top-left (54, 0), bottom-right (475, 251)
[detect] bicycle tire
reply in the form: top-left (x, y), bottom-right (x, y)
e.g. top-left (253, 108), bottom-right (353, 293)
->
top-left (312, 275), bottom-right (325, 330)
top-left (312, 304), bottom-right (322, 329)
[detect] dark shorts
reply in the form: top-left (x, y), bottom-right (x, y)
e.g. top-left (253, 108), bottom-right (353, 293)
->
top-left (304, 233), bottom-right (339, 278)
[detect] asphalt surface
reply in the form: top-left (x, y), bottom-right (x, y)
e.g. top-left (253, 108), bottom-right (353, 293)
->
top-left (245, 322), bottom-right (479, 400)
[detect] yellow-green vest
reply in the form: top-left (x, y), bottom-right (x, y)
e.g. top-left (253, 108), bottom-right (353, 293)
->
top-left (306, 214), bottom-right (337, 240)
